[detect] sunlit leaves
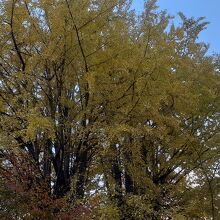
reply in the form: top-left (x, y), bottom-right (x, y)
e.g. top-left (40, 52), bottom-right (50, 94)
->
top-left (0, 0), bottom-right (219, 219)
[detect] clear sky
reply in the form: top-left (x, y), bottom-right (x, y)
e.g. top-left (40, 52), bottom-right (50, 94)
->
top-left (132, 0), bottom-right (220, 55)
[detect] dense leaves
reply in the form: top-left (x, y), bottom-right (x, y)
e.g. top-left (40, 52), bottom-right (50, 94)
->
top-left (0, 0), bottom-right (219, 219)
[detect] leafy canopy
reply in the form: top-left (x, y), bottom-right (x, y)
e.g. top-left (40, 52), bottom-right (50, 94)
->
top-left (0, 0), bottom-right (220, 219)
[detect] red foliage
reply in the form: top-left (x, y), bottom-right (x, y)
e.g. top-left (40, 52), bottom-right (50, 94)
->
top-left (0, 152), bottom-right (93, 219)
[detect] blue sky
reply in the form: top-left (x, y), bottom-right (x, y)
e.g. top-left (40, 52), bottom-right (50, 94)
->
top-left (132, 0), bottom-right (220, 54)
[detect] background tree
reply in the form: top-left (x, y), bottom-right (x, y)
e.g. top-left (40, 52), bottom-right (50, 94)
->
top-left (0, 0), bottom-right (219, 219)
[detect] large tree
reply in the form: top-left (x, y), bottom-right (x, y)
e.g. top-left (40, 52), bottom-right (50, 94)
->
top-left (0, 0), bottom-right (219, 219)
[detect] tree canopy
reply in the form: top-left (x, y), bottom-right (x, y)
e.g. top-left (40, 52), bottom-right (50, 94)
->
top-left (0, 0), bottom-right (220, 219)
